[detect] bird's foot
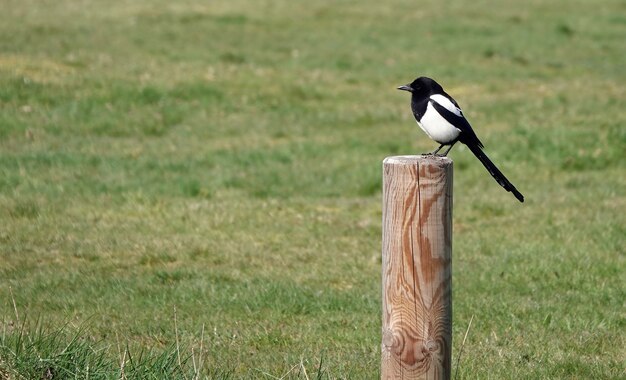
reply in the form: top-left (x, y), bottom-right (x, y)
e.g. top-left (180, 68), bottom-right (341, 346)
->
top-left (420, 152), bottom-right (449, 158)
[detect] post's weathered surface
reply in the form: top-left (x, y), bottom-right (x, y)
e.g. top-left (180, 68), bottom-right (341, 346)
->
top-left (381, 155), bottom-right (453, 380)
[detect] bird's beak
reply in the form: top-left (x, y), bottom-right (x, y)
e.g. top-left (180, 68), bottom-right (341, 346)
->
top-left (397, 85), bottom-right (412, 92)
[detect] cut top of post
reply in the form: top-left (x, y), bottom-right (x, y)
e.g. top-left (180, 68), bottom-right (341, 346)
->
top-left (383, 155), bottom-right (452, 167)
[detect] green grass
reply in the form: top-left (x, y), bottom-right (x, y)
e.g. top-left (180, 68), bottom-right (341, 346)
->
top-left (1, 0), bottom-right (625, 378)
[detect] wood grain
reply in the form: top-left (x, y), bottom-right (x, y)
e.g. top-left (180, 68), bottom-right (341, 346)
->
top-left (381, 155), bottom-right (453, 380)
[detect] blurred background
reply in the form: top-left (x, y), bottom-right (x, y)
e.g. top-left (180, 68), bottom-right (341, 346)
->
top-left (0, 0), bottom-right (624, 378)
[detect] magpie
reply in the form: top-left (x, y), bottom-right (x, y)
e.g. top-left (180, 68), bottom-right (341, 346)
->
top-left (398, 76), bottom-right (524, 203)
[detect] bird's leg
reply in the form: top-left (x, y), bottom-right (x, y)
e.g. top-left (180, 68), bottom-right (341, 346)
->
top-left (428, 144), bottom-right (445, 156)
top-left (438, 142), bottom-right (457, 157)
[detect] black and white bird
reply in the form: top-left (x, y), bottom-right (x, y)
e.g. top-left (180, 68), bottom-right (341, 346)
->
top-left (398, 76), bottom-right (524, 203)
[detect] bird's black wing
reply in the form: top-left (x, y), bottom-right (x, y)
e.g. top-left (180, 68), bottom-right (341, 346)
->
top-left (429, 97), bottom-right (484, 149)
top-left (430, 95), bottom-right (524, 202)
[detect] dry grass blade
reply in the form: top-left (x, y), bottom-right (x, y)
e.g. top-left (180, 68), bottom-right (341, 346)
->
top-left (454, 314), bottom-right (474, 380)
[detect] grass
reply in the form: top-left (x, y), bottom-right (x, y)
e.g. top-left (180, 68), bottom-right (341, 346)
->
top-left (0, 0), bottom-right (625, 378)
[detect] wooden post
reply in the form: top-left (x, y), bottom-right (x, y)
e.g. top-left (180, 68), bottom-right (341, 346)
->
top-left (381, 155), bottom-right (453, 379)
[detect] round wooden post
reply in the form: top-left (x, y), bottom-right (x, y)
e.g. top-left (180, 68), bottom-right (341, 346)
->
top-left (381, 155), bottom-right (453, 379)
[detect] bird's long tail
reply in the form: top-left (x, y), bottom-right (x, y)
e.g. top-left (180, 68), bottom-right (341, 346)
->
top-left (467, 143), bottom-right (524, 203)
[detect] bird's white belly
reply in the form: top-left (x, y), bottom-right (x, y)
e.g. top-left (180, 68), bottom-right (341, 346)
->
top-left (417, 102), bottom-right (461, 144)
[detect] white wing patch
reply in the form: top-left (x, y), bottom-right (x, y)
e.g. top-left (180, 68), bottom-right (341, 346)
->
top-left (418, 102), bottom-right (461, 144)
top-left (429, 94), bottom-right (463, 117)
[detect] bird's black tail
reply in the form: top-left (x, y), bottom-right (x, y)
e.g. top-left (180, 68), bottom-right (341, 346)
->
top-left (466, 143), bottom-right (524, 203)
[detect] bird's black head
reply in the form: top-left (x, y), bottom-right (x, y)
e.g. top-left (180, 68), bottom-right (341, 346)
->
top-left (397, 76), bottom-right (443, 97)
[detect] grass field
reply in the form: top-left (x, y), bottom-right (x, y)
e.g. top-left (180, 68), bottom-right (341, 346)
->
top-left (1, 0), bottom-right (625, 378)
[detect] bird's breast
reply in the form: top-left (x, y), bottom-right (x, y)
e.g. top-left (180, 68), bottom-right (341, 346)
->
top-left (417, 102), bottom-right (461, 144)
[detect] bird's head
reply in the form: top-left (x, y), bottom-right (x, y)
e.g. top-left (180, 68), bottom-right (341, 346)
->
top-left (397, 76), bottom-right (442, 96)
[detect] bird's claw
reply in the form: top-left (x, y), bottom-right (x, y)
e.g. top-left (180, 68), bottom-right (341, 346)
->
top-left (420, 152), bottom-right (448, 157)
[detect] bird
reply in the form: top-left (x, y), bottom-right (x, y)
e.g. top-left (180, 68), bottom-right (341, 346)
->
top-left (398, 76), bottom-right (524, 203)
